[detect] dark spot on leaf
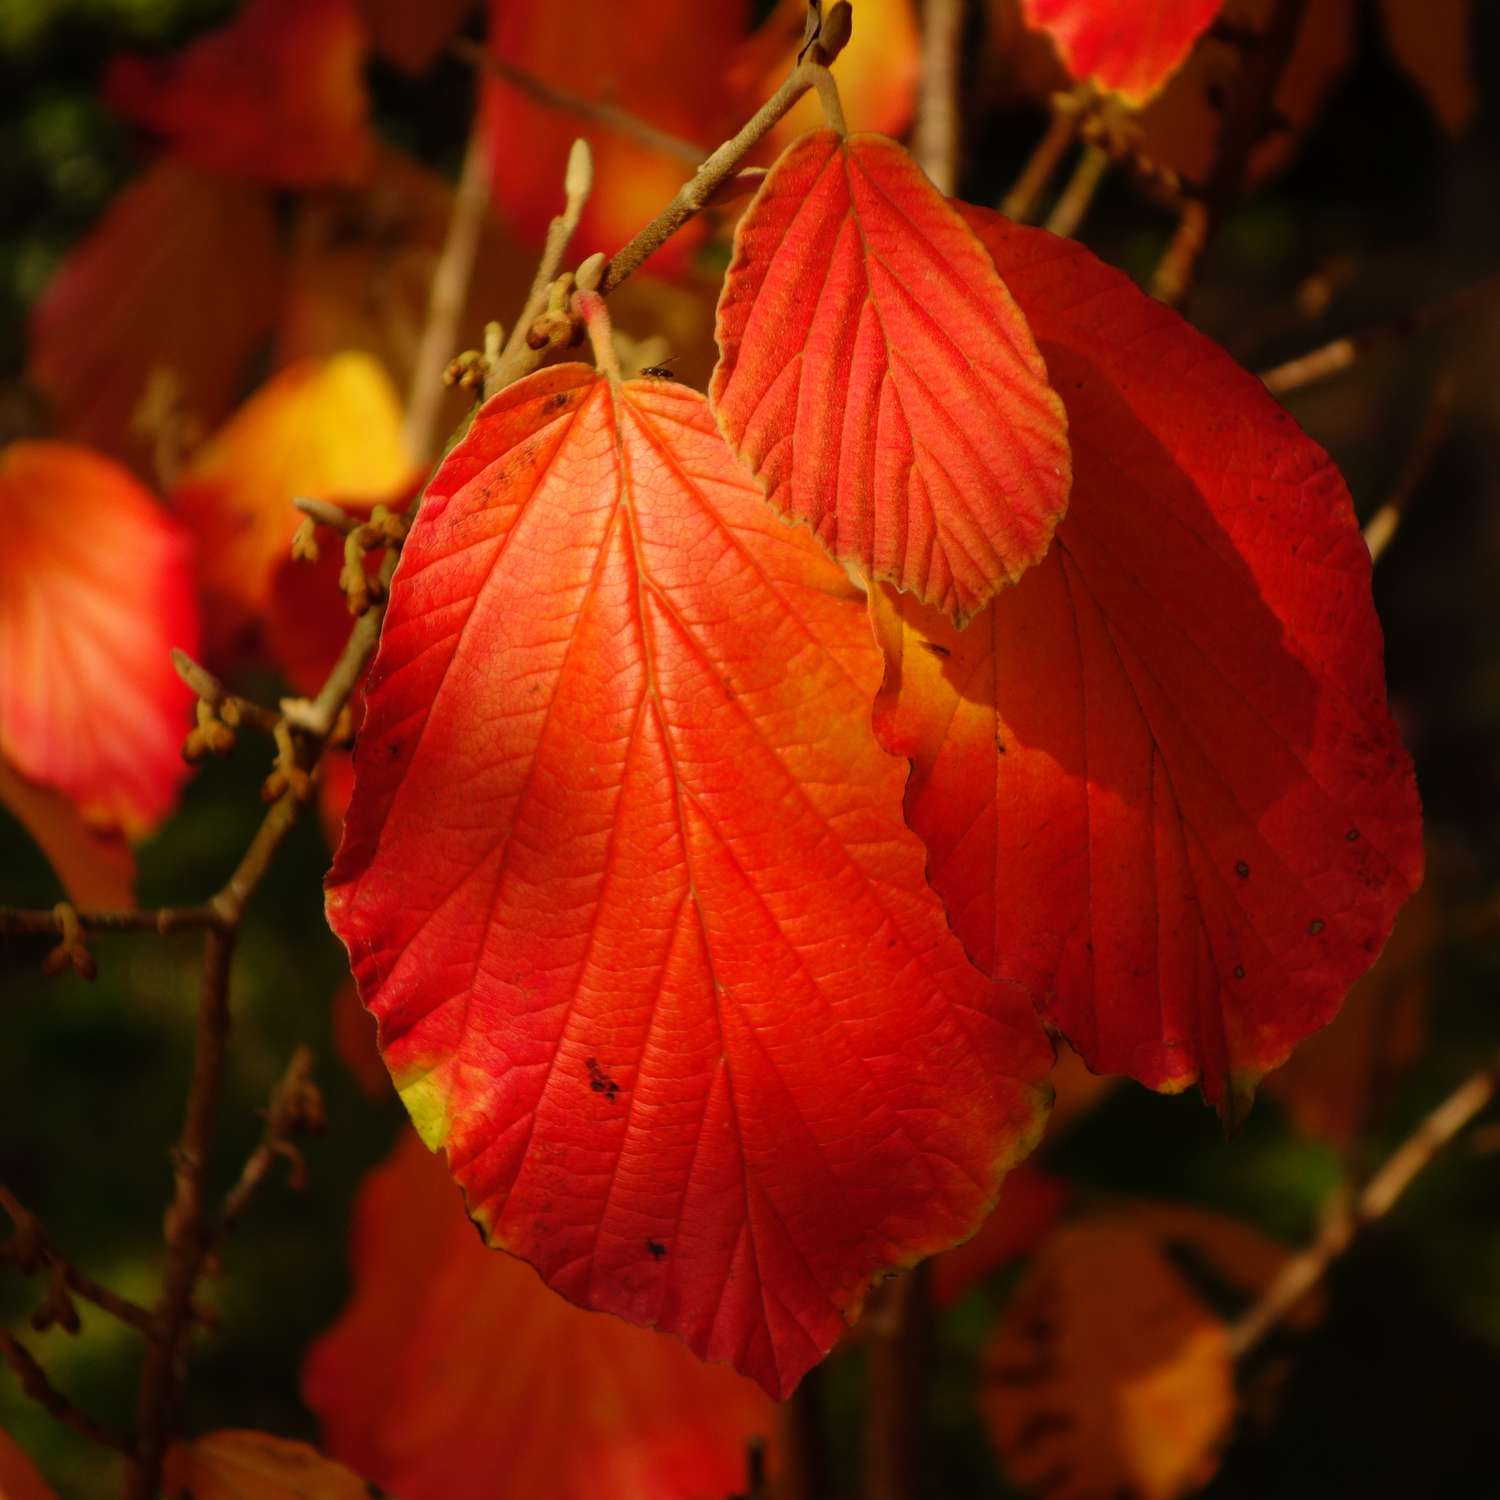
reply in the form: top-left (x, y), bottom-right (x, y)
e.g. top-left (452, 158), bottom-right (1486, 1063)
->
top-left (646, 1238), bottom-right (668, 1260)
top-left (1235, 860), bottom-right (1249, 879)
top-left (920, 641), bottom-right (951, 659)
top-left (586, 1057), bottom-right (620, 1103)
top-left (546, 392), bottom-right (570, 411)
top-left (1346, 827), bottom-right (1360, 842)
top-left (996, 738), bottom-right (1007, 754)
top-left (1308, 918), bottom-right (1325, 935)
top-left (1234, 965), bottom-right (1246, 980)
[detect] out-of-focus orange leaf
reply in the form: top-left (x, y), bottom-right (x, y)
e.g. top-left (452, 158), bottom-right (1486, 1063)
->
top-left (482, 0), bottom-right (748, 273)
top-left (1263, 886), bottom-right (1435, 1148)
top-left (357, 0), bottom-right (473, 74)
top-left (1379, 0), bottom-right (1476, 136)
top-left (872, 210), bottom-right (1422, 1119)
top-left (0, 761), bottom-right (136, 907)
top-left (105, 0), bottom-right (374, 188)
top-left (173, 354), bottom-right (414, 637)
top-left (163, 1430), bottom-right (371, 1499)
top-left (932, 1167), bottom-right (1068, 1306)
top-left (728, 0), bottom-right (920, 155)
top-left (0, 1431), bottom-right (58, 1500)
top-left (326, 353), bottom-right (1052, 1397)
top-left (305, 1130), bottom-right (777, 1499)
top-left (1136, 0), bottom-right (1354, 190)
top-left (712, 130), bottom-right (1071, 626)
top-left (0, 442), bottom-right (197, 834)
top-left (27, 162), bottom-right (280, 477)
top-left (983, 1204), bottom-right (1316, 1500)
top-left (1019, 0), bottom-right (1224, 101)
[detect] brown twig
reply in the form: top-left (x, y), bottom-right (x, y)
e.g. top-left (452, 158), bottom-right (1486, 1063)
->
top-left (863, 1266), bottom-right (933, 1500)
top-left (1260, 271), bottom-right (1500, 396)
top-left (1043, 143), bottom-right (1109, 239)
top-left (170, 650), bottom-right (281, 739)
top-left (1001, 96), bottom-right (1081, 223)
top-left (915, 0), bottom-right (964, 195)
top-left (1, 1186), bottom-right (154, 1333)
top-left (1230, 1047), bottom-right (1500, 1358)
top-left (291, 496), bottom-right (362, 537)
top-left (451, 36), bottom-right (704, 165)
top-left (1, 1328), bottom-right (132, 1455)
top-left (0, 904), bottom-right (220, 939)
top-left (405, 116), bottom-right (494, 461)
top-left (1363, 374), bottom-right (1456, 564)
top-left (218, 1048), bottom-right (324, 1236)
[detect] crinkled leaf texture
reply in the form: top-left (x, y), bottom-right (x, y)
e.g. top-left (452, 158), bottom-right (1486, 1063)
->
top-left (871, 211), bottom-right (1422, 1118)
top-left (326, 368), bottom-right (1052, 1397)
top-left (0, 442), bottom-right (197, 834)
top-left (305, 1130), bottom-right (777, 1499)
top-left (105, 0), bottom-right (374, 187)
top-left (711, 130), bottom-right (1070, 627)
top-left (1020, 0), bottom-right (1225, 100)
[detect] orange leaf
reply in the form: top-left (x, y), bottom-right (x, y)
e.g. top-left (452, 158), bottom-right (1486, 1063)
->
top-left (871, 211), bottom-right (1422, 1118)
top-left (305, 1130), bottom-right (777, 1498)
top-left (173, 354), bottom-right (415, 634)
top-left (0, 442), bottom-right (197, 835)
top-left (325, 350), bottom-right (1052, 1397)
top-left (0, 1431), bottom-right (58, 1500)
top-left (1019, 0), bottom-right (1225, 101)
top-left (105, 0), bottom-right (374, 188)
top-left (983, 1203), bottom-right (1311, 1500)
top-left (163, 1431), bottom-right (371, 1499)
top-left (482, 0), bottom-right (748, 273)
top-left (0, 761), bottom-right (136, 907)
top-left (711, 130), bottom-right (1070, 626)
top-left (27, 161), bottom-right (281, 477)
top-left (1380, 0), bottom-right (1477, 136)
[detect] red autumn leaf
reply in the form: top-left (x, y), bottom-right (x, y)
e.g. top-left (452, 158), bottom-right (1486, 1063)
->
top-left (27, 161), bottom-right (281, 477)
top-left (356, 0), bottom-right (474, 74)
top-left (104, 0), bottom-right (374, 188)
top-left (870, 210), bottom-right (1423, 1118)
top-left (482, 0), bottom-right (747, 273)
top-left (0, 761), bottom-right (136, 908)
top-left (1379, 0), bottom-right (1477, 137)
top-left (0, 1430), bottom-right (57, 1500)
top-left (163, 1430), bottom-right (371, 1499)
top-left (325, 342), bottom-right (1052, 1397)
top-left (305, 1130), bottom-right (778, 1498)
top-left (711, 130), bottom-right (1070, 627)
top-left (1019, 0), bottom-right (1225, 101)
top-left (173, 353), bottom-right (415, 640)
top-left (0, 442), bottom-right (197, 835)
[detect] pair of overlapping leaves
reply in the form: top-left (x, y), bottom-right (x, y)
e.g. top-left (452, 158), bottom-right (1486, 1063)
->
top-left (326, 129), bottom-right (1421, 1397)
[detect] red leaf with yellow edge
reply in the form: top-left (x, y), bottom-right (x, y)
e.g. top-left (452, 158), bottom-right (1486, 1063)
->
top-left (728, 0), bottom-right (920, 156)
top-left (163, 1431), bottom-right (371, 1499)
top-left (0, 442), bottom-right (197, 835)
top-left (173, 354), bottom-right (415, 639)
top-left (105, 0), bottom-right (374, 188)
top-left (0, 761), bottom-right (136, 908)
top-left (482, 0), bottom-right (747, 274)
top-left (711, 130), bottom-right (1070, 627)
top-left (305, 1129), bottom-right (778, 1498)
top-left (871, 210), bottom-right (1422, 1119)
top-left (1019, 0), bottom-right (1225, 101)
top-left (325, 351), bottom-right (1052, 1397)
top-left (0, 1431), bottom-right (57, 1500)
top-left (983, 1202), bottom-right (1319, 1500)
top-left (27, 161), bottom-right (281, 478)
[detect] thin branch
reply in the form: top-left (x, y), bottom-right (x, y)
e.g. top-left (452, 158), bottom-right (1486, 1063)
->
top-left (916, 0), bottom-right (964, 194)
top-left (1043, 143), bottom-right (1109, 239)
top-left (1364, 373), bottom-right (1456, 564)
top-left (0, 905), bottom-right (220, 938)
top-left (1261, 271), bottom-right (1500, 396)
top-left (1230, 1046), bottom-right (1500, 1358)
top-left (863, 1266), bottom-right (933, 1500)
top-left (218, 1047), bottom-right (323, 1236)
top-left (170, 650), bottom-right (281, 738)
top-left (1001, 99), bottom-right (1079, 223)
top-left (291, 496), bottom-right (362, 536)
top-left (2, 1185), bottom-right (154, 1333)
top-left (1, 1328), bottom-right (132, 1455)
top-left (451, 36), bottom-right (704, 165)
top-left (405, 117), bottom-right (493, 461)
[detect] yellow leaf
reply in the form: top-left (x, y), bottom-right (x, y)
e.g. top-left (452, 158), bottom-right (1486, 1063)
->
top-left (163, 1431), bottom-right (372, 1500)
